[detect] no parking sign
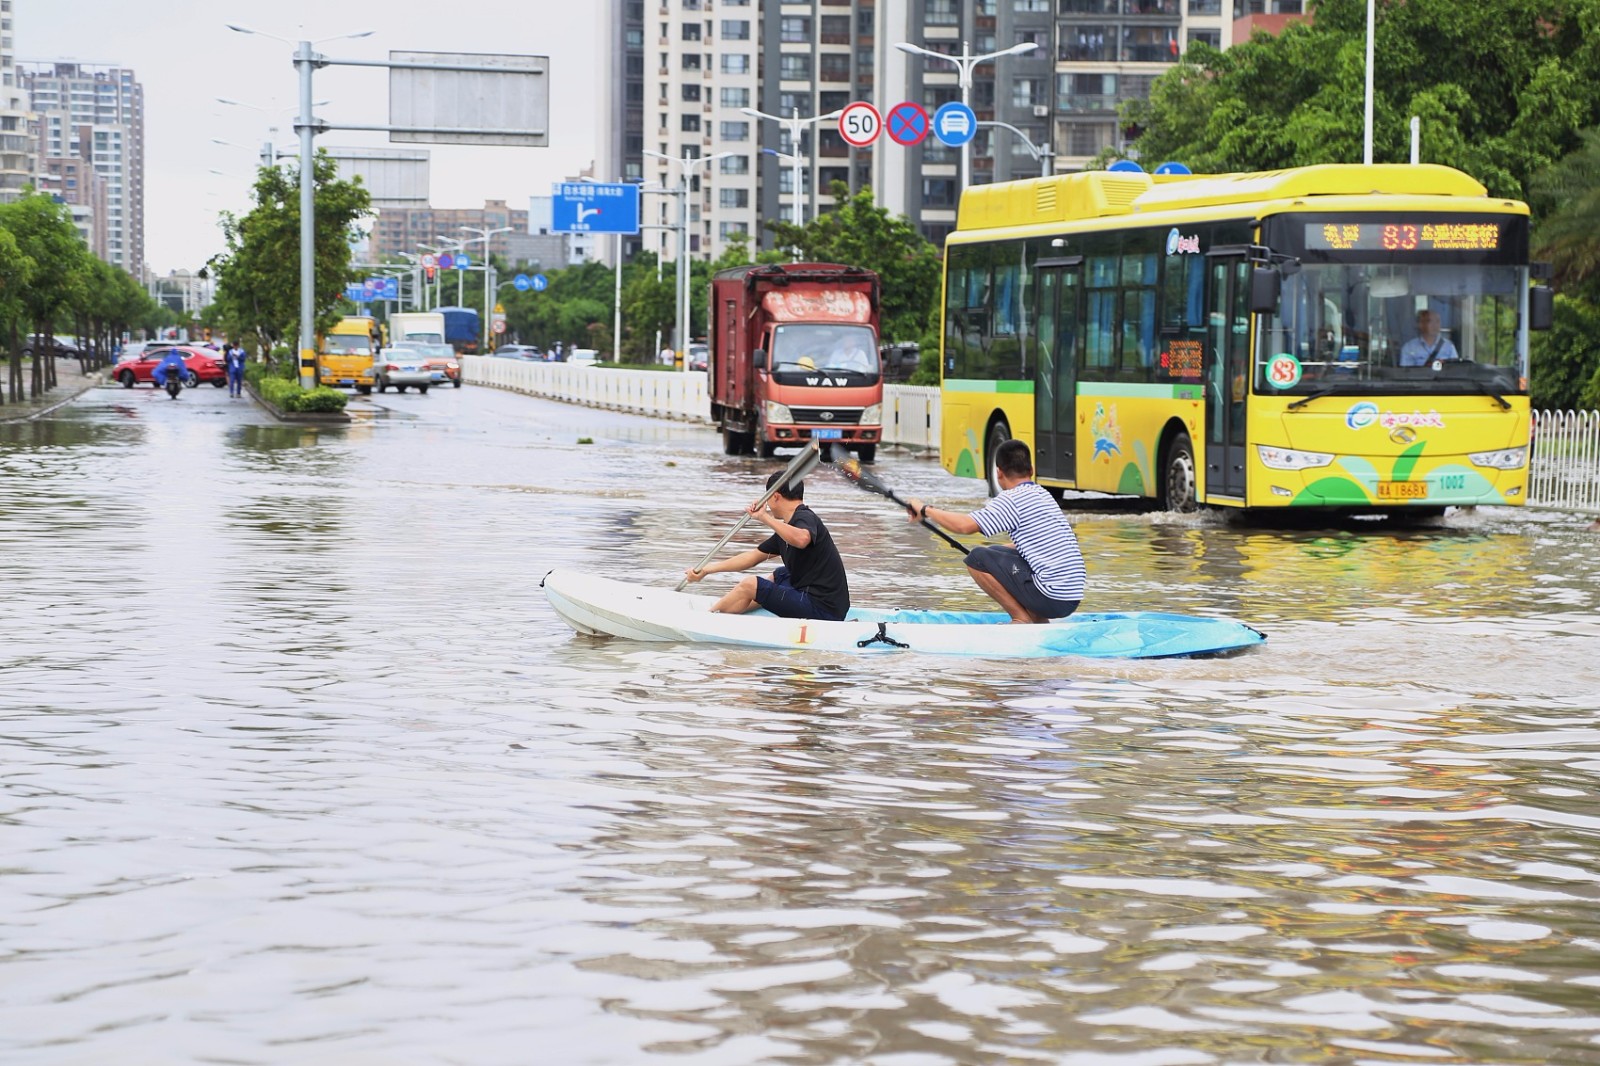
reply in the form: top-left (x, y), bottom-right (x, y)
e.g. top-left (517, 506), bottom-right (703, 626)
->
top-left (886, 101), bottom-right (929, 146)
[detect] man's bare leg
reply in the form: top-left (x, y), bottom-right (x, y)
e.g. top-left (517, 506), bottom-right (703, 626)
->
top-left (710, 576), bottom-right (760, 614)
top-left (968, 567), bottom-right (1046, 624)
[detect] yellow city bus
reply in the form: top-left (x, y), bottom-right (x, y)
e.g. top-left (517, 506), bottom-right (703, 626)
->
top-left (939, 163), bottom-right (1553, 514)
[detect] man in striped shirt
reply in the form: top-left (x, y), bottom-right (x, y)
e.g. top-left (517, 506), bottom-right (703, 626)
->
top-left (906, 439), bottom-right (1086, 624)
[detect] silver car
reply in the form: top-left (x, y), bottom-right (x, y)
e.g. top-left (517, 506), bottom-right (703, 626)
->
top-left (373, 345), bottom-right (434, 393)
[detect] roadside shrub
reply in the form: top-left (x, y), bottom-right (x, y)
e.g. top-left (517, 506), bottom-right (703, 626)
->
top-left (256, 375), bottom-right (347, 413)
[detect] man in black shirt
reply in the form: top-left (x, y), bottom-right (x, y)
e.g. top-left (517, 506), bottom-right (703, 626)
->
top-left (683, 470), bottom-right (850, 620)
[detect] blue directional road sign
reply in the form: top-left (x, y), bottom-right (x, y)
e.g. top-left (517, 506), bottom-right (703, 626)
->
top-left (345, 283), bottom-right (370, 303)
top-left (513, 273), bottom-right (531, 291)
top-left (529, 273), bottom-right (549, 292)
top-left (551, 181), bottom-right (640, 235)
top-left (932, 102), bottom-right (977, 147)
top-left (455, 253), bottom-right (470, 269)
top-left (367, 276), bottom-right (399, 300)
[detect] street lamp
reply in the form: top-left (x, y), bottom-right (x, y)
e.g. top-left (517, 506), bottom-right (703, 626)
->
top-left (643, 149), bottom-right (734, 371)
top-left (740, 106), bottom-right (841, 230)
top-left (895, 39), bottom-right (1036, 192)
top-left (978, 120), bottom-right (1055, 177)
top-left (460, 224), bottom-right (513, 353)
top-left (218, 97), bottom-right (325, 167)
top-left (227, 22), bottom-right (374, 389)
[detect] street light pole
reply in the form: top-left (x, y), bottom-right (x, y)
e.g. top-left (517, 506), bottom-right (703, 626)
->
top-left (740, 106), bottom-right (841, 232)
top-left (644, 150), bottom-right (732, 371)
top-left (895, 40), bottom-right (1036, 193)
top-left (460, 224), bottom-right (513, 353)
top-left (977, 120), bottom-right (1054, 176)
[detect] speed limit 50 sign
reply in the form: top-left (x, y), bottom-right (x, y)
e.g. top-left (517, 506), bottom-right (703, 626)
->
top-left (837, 101), bottom-right (882, 148)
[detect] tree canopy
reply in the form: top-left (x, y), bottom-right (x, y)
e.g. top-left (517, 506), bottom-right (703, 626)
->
top-left (1125, 0), bottom-right (1600, 201)
top-left (211, 152), bottom-right (372, 353)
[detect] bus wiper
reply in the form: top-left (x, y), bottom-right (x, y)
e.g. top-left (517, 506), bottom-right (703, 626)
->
top-left (1286, 385), bottom-right (1347, 411)
top-left (1469, 380), bottom-right (1511, 410)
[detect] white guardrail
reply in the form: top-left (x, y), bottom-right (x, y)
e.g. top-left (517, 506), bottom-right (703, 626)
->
top-left (1530, 410), bottom-right (1600, 515)
top-left (463, 360), bottom-right (1595, 514)
top-left (462, 356), bottom-right (941, 450)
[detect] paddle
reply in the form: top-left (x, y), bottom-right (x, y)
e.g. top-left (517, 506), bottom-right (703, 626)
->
top-left (675, 440), bottom-right (824, 590)
top-left (830, 450), bottom-right (970, 557)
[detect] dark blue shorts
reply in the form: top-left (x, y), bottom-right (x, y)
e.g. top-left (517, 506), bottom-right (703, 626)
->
top-left (754, 566), bottom-right (842, 621)
top-left (966, 545), bottom-right (1080, 620)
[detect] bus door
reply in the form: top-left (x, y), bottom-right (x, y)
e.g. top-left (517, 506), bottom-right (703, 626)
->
top-left (1032, 256), bottom-right (1082, 483)
top-left (1204, 253), bottom-right (1251, 499)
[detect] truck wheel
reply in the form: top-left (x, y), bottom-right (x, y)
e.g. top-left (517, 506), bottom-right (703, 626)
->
top-left (721, 427), bottom-right (742, 456)
top-left (985, 419), bottom-right (1011, 497)
top-left (759, 438), bottom-right (777, 459)
top-left (855, 444), bottom-right (876, 464)
top-left (356, 385), bottom-right (372, 395)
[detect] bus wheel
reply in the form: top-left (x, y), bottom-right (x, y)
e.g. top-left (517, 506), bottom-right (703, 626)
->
top-left (1162, 430), bottom-right (1198, 513)
top-left (985, 419), bottom-right (1011, 497)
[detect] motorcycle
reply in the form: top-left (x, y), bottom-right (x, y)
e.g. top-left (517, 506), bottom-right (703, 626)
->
top-left (162, 368), bottom-right (184, 399)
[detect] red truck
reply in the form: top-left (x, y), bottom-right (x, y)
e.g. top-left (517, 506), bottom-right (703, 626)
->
top-left (707, 263), bottom-right (884, 462)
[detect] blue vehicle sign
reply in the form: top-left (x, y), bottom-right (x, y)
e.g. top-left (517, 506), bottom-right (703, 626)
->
top-left (812, 428), bottom-right (843, 440)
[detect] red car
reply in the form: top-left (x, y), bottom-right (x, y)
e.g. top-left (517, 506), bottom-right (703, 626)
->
top-left (112, 345), bottom-right (227, 389)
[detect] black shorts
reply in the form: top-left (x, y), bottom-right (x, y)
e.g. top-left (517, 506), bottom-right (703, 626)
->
top-left (966, 545), bottom-right (1080, 620)
top-left (754, 566), bottom-right (844, 621)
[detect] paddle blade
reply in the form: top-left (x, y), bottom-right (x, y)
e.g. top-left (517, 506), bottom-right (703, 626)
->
top-left (833, 454), bottom-right (899, 505)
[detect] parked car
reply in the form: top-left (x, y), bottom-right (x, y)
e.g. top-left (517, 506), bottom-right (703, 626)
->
top-left (567, 348), bottom-right (600, 368)
top-left (389, 341), bottom-right (460, 388)
top-left (112, 345), bottom-right (226, 388)
top-left (22, 334), bottom-right (84, 359)
top-left (688, 343), bottom-right (708, 372)
top-left (372, 348), bottom-right (433, 393)
top-left (492, 344), bottom-right (541, 360)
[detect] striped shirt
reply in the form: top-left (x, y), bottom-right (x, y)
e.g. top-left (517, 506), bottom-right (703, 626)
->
top-left (969, 482), bottom-right (1087, 602)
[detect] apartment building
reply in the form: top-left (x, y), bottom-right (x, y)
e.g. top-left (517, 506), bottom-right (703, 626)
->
top-left (23, 62), bottom-right (144, 274)
top-left (370, 200), bottom-right (530, 262)
top-left (0, 0), bottom-right (34, 205)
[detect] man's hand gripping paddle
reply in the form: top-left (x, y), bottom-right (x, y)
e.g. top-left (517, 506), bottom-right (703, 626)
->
top-left (829, 448), bottom-right (970, 557)
top-left (675, 440), bottom-right (824, 591)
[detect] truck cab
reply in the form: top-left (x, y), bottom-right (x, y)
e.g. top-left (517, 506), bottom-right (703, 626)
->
top-left (319, 316), bottom-right (378, 393)
top-left (708, 263), bottom-right (884, 462)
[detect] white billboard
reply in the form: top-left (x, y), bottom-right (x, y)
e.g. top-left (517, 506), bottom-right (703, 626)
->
top-left (327, 147), bottom-right (430, 208)
top-left (388, 51), bottom-right (549, 147)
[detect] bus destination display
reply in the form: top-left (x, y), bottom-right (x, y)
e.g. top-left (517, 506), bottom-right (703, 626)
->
top-left (1307, 221), bottom-right (1502, 252)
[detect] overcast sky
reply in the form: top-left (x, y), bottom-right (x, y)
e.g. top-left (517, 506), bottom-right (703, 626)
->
top-left (24, 0), bottom-right (600, 273)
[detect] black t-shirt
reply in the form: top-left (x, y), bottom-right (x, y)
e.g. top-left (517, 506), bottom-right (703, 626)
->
top-left (758, 504), bottom-right (850, 619)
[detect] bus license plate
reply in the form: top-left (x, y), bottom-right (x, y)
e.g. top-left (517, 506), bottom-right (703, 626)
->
top-left (1378, 480), bottom-right (1427, 500)
top-left (812, 428), bottom-right (843, 440)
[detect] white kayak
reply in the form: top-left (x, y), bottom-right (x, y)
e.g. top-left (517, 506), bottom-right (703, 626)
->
top-left (542, 569), bottom-right (1266, 660)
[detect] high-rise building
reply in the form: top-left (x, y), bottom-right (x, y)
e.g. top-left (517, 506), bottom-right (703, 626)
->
top-left (595, 0), bottom-right (647, 261)
top-left (22, 62), bottom-right (144, 274)
top-left (0, 0), bottom-right (37, 205)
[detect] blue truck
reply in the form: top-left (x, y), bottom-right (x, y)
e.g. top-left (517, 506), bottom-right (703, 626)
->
top-left (436, 306), bottom-right (482, 356)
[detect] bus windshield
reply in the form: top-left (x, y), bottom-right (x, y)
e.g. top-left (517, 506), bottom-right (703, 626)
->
top-left (769, 324), bottom-right (879, 380)
top-left (1257, 212), bottom-right (1528, 399)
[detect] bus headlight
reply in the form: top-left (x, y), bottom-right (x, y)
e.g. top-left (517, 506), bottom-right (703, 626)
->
top-left (1257, 445), bottom-right (1335, 470)
top-left (1468, 446), bottom-right (1526, 470)
top-left (764, 400), bottom-right (794, 424)
top-left (860, 403), bottom-right (882, 425)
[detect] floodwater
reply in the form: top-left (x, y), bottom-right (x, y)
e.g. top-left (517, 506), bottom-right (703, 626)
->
top-left (4, 382), bottom-right (1600, 1065)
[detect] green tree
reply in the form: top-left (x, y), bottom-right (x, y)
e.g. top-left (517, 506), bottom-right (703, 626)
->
top-left (1124, 0), bottom-right (1600, 202)
top-left (0, 220), bottom-right (34, 405)
top-left (211, 152), bottom-right (372, 355)
top-left (0, 192), bottom-right (92, 397)
top-left (764, 184), bottom-right (942, 342)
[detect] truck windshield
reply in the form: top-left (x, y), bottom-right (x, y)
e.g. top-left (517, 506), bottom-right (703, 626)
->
top-left (770, 324), bottom-right (878, 378)
top-left (325, 335), bottom-right (373, 356)
top-left (1258, 262), bottom-right (1527, 398)
top-left (399, 332), bottom-right (444, 345)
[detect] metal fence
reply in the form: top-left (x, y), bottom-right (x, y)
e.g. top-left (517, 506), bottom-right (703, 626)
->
top-left (462, 357), bottom-right (942, 450)
top-left (1530, 410), bottom-right (1600, 515)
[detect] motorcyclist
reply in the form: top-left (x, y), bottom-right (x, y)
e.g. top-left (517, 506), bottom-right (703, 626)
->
top-left (151, 349), bottom-right (189, 390)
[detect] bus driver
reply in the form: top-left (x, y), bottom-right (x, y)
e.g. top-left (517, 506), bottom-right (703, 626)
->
top-left (1399, 309), bottom-right (1459, 367)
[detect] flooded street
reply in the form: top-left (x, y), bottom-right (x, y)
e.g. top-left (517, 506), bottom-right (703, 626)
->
top-left (4, 382), bottom-right (1600, 1064)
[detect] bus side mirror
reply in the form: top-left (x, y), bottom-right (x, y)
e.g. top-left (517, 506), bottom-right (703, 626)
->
top-left (753, 348), bottom-right (767, 370)
top-left (1249, 268), bottom-right (1281, 315)
top-left (1529, 285), bottom-right (1554, 331)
